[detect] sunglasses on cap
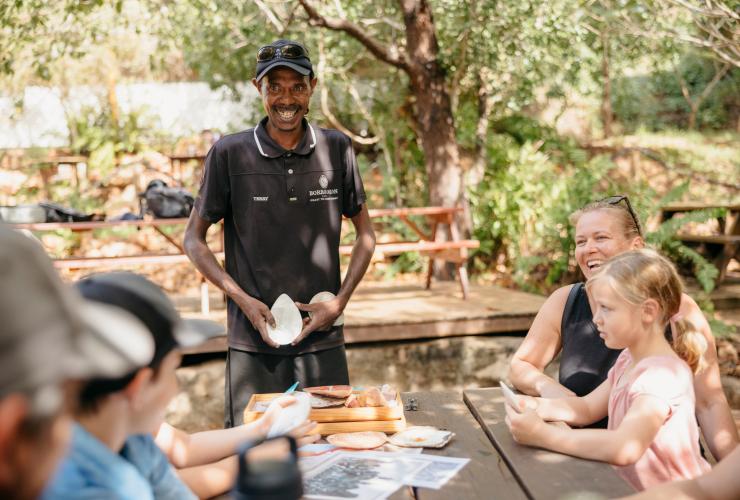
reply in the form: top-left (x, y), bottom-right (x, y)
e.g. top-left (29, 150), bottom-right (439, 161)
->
top-left (600, 195), bottom-right (643, 237)
top-left (256, 43), bottom-right (310, 62)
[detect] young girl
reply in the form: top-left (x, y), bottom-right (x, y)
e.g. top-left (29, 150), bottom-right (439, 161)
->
top-left (505, 249), bottom-right (711, 491)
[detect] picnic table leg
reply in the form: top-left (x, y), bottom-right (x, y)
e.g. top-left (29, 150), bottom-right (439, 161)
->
top-left (716, 209), bottom-right (739, 284)
top-left (448, 213), bottom-right (470, 299)
top-left (457, 264), bottom-right (470, 300)
top-left (200, 276), bottom-right (210, 315)
top-left (425, 219), bottom-right (439, 290)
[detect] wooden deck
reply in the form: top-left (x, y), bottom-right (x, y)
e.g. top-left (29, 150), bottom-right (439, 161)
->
top-left (175, 281), bottom-right (546, 354)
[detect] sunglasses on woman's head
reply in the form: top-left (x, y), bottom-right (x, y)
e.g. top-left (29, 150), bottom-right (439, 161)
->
top-left (256, 44), bottom-right (310, 62)
top-left (600, 195), bottom-right (643, 237)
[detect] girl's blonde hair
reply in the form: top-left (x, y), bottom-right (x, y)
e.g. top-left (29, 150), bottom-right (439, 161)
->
top-left (586, 249), bottom-right (707, 373)
top-left (569, 199), bottom-right (642, 240)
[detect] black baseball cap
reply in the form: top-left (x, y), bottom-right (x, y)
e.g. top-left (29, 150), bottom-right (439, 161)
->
top-left (255, 39), bottom-right (313, 82)
top-left (75, 272), bottom-right (222, 367)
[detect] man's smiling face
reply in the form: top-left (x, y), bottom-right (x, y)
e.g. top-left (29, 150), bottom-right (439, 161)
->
top-left (256, 67), bottom-right (316, 134)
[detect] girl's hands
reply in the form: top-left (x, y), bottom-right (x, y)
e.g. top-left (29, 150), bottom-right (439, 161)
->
top-left (256, 395), bottom-right (319, 446)
top-left (289, 420), bottom-right (320, 447)
top-left (505, 403), bottom-right (549, 447)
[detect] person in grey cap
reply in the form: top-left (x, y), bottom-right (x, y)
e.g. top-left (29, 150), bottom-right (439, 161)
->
top-left (43, 272), bottom-right (317, 500)
top-left (0, 225), bottom-right (154, 500)
top-left (185, 39), bottom-right (376, 427)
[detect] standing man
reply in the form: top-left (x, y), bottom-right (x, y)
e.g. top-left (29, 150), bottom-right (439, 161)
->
top-left (184, 39), bottom-right (375, 427)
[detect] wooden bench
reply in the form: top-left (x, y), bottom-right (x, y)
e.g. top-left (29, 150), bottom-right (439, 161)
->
top-left (11, 206), bottom-right (479, 314)
top-left (661, 202), bottom-right (740, 284)
top-left (341, 207), bottom-right (479, 299)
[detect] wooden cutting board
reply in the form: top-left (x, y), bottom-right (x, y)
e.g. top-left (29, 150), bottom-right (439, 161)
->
top-left (243, 391), bottom-right (407, 435)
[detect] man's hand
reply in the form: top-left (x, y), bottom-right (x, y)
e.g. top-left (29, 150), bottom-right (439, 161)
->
top-left (292, 297), bottom-right (344, 345)
top-left (234, 294), bottom-right (279, 348)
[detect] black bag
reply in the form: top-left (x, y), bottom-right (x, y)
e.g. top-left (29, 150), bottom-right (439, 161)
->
top-left (141, 180), bottom-right (194, 218)
top-left (38, 202), bottom-right (98, 223)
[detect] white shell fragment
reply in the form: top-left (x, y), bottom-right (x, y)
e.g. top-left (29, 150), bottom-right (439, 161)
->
top-left (389, 426), bottom-right (454, 448)
top-left (308, 291), bottom-right (344, 326)
top-left (267, 294), bottom-right (303, 345)
top-left (266, 392), bottom-right (311, 438)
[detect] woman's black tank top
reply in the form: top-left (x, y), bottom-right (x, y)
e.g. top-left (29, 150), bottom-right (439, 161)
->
top-left (558, 283), bottom-right (622, 428)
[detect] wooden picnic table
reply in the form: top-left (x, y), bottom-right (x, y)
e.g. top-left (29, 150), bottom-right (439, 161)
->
top-left (462, 388), bottom-right (634, 499)
top-left (386, 390), bottom-right (633, 500)
top-left (358, 207), bottom-right (479, 299)
top-left (661, 202), bottom-right (739, 284)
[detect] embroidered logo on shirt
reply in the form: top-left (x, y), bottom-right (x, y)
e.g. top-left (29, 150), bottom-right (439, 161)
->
top-left (319, 174), bottom-right (329, 189)
top-left (253, 196), bottom-right (269, 202)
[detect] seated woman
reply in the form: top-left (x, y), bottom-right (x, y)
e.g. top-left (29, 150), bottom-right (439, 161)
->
top-left (507, 196), bottom-right (738, 460)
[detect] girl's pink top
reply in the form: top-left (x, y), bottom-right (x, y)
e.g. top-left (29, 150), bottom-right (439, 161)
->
top-left (607, 349), bottom-right (710, 491)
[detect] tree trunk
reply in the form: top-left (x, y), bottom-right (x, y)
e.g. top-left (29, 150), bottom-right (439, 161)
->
top-left (688, 105), bottom-right (698, 130)
top-left (600, 30), bottom-right (613, 138)
top-left (401, 0), bottom-right (462, 208)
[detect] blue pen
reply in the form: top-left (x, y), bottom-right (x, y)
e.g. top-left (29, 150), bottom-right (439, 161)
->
top-left (284, 381), bottom-right (299, 394)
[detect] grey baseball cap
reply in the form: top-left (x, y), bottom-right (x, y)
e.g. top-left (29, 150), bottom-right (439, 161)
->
top-left (0, 225), bottom-right (155, 400)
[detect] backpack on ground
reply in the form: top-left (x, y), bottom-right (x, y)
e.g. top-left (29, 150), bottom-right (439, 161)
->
top-left (140, 179), bottom-right (195, 218)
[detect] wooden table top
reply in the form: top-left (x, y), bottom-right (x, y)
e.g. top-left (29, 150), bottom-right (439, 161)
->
top-left (463, 388), bottom-right (635, 499)
top-left (391, 391), bottom-right (527, 500)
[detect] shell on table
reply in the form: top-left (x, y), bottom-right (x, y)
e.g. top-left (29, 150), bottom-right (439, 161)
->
top-left (389, 426), bottom-right (454, 448)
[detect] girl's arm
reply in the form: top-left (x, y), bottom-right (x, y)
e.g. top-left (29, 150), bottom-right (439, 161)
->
top-left (507, 394), bottom-right (669, 466)
top-left (531, 379), bottom-right (611, 427)
top-left (156, 396), bottom-right (314, 468)
top-left (156, 422), bottom-right (266, 469)
top-left (681, 294), bottom-right (739, 460)
top-left (621, 443), bottom-right (740, 500)
top-left (508, 285), bottom-right (576, 398)
top-left (176, 456), bottom-right (237, 500)
top-left (174, 423), bottom-right (320, 499)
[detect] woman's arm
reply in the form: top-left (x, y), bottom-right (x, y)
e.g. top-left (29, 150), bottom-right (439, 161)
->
top-left (621, 443), bottom-right (740, 500)
top-left (532, 379), bottom-right (611, 427)
top-left (507, 394), bottom-right (669, 466)
top-left (508, 285), bottom-right (576, 397)
top-left (681, 294), bottom-right (739, 460)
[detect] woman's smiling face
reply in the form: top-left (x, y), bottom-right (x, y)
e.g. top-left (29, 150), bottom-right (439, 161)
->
top-left (574, 210), bottom-right (642, 279)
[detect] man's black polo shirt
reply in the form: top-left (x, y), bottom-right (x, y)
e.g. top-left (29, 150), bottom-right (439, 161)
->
top-left (195, 117), bottom-right (366, 355)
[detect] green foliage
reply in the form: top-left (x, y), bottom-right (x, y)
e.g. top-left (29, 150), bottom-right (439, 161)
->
top-left (469, 118), bottom-right (618, 292)
top-left (67, 105), bottom-right (167, 173)
top-left (613, 53), bottom-right (740, 131)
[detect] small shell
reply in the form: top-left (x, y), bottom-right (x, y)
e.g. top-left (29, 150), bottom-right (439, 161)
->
top-left (327, 431), bottom-right (388, 449)
top-left (389, 426), bottom-right (454, 448)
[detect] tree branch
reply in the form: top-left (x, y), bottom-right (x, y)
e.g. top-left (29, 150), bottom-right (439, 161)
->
top-left (316, 38), bottom-right (379, 145)
top-left (253, 0), bottom-right (284, 33)
top-left (297, 0), bottom-right (409, 71)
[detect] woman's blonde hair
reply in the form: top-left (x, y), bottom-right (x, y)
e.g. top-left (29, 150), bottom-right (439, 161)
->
top-left (569, 199), bottom-right (642, 240)
top-left (586, 249), bottom-right (706, 373)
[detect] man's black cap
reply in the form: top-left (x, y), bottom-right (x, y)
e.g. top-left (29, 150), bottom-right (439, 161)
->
top-left (255, 39), bottom-right (313, 82)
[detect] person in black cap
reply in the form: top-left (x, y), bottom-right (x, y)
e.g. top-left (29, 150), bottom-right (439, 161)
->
top-left (185, 39), bottom-right (376, 427)
top-left (43, 272), bottom-right (317, 499)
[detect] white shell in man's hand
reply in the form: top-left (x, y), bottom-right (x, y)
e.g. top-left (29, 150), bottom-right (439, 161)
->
top-left (267, 294), bottom-right (302, 345)
top-left (308, 291), bottom-right (345, 326)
